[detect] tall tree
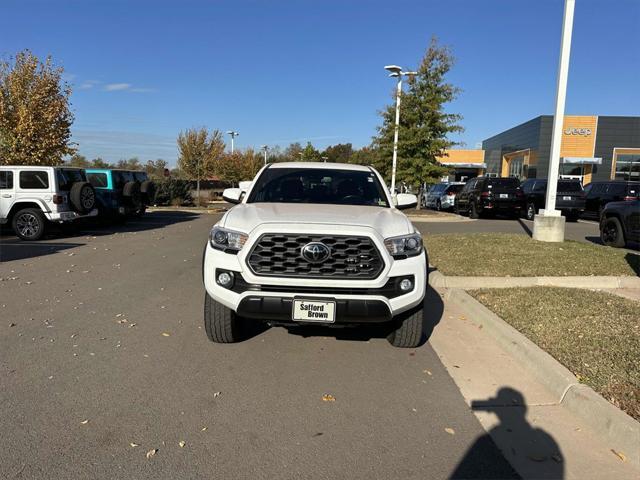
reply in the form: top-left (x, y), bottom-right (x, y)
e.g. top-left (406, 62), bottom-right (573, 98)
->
top-left (0, 50), bottom-right (75, 165)
top-left (66, 153), bottom-right (90, 168)
top-left (322, 143), bottom-right (353, 163)
top-left (115, 157), bottom-right (142, 170)
top-left (283, 142), bottom-right (303, 161)
top-left (300, 142), bottom-right (321, 161)
top-left (216, 149), bottom-right (262, 186)
top-left (90, 157), bottom-right (110, 168)
top-left (145, 159), bottom-right (168, 179)
top-left (177, 127), bottom-right (225, 204)
top-left (373, 37), bottom-right (463, 204)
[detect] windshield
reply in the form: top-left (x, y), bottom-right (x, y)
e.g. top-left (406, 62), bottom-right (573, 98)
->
top-left (557, 180), bottom-right (583, 192)
top-left (247, 167), bottom-right (390, 207)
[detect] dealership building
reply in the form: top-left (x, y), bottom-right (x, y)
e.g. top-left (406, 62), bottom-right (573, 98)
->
top-left (438, 115), bottom-right (640, 184)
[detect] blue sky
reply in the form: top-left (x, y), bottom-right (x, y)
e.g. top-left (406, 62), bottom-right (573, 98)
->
top-left (1, 0), bottom-right (638, 165)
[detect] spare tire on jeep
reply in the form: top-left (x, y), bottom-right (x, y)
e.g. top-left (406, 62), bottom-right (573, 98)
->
top-left (123, 181), bottom-right (142, 207)
top-left (140, 180), bottom-right (156, 205)
top-left (70, 182), bottom-right (96, 214)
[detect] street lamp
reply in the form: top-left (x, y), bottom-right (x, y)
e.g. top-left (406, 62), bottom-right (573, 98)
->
top-left (321, 156), bottom-right (329, 163)
top-left (532, 0), bottom-right (575, 242)
top-left (226, 131), bottom-right (239, 153)
top-left (261, 145), bottom-right (268, 166)
top-left (384, 65), bottom-right (417, 197)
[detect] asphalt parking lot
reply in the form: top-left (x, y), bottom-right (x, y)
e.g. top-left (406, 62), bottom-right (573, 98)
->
top-left (0, 212), bottom-right (518, 479)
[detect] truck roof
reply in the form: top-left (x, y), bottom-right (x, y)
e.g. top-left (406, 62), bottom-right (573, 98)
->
top-left (269, 161), bottom-right (372, 172)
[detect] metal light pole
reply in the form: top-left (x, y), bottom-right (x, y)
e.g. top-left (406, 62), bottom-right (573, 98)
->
top-left (533, 0), bottom-right (575, 242)
top-left (226, 131), bottom-right (239, 153)
top-left (384, 65), bottom-right (417, 197)
top-left (261, 145), bottom-right (268, 166)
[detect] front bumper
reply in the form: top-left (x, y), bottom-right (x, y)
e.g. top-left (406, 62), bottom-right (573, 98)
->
top-left (47, 208), bottom-right (99, 222)
top-left (203, 237), bottom-right (428, 322)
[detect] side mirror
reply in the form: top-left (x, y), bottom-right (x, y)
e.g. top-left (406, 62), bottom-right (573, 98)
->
top-left (395, 193), bottom-right (418, 210)
top-left (222, 188), bottom-right (244, 204)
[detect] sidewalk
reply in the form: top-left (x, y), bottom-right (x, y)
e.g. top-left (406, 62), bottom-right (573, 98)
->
top-left (430, 286), bottom-right (639, 479)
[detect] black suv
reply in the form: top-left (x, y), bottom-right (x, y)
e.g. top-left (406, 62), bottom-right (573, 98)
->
top-left (600, 200), bottom-right (640, 248)
top-left (520, 179), bottom-right (585, 221)
top-left (455, 177), bottom-right (524, 219)
top-left (583, 181), bottom-right (639, 218)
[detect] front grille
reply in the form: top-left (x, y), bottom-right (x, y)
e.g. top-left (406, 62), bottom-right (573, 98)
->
top-left (247, 233), bottom-right (384, 279)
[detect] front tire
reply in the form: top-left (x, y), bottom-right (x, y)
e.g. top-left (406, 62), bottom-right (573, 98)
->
top-left (600, 217), bottom-right (626, 248)
top-left (525, 202), bottom-right (536, 221)
top-left (204, 292), bottom-right (245, 343)
top-left (12, 208), bottom-right (46, 241)
top-left (387, 305), bottom-right (424, 348)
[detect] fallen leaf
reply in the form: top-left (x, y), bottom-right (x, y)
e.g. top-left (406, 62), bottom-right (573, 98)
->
top-left (551, 454), bottom-right (563, 463)
top-left (322, 394), bottom-right (336, 402)
top-left (444, 427), bottom-right (455, 435)
top-left (611, 449), bottom-right (626, 462)
top-left (201, 427), bottom-right (207, 431)
top-left (130, 442), bottom-right (139, 448)
top-left (161, 332), bottom-right (170, 337)
top-left (423, 369), bottom-right (432, 376)
top-left (213, 391), bottom-right (221, 398)
top-left (80, 419), bottom-right (89, 425)
top-left (178, 441), bottom-right (186, 448)
top-left (146, 449), bottom-right (157, 459)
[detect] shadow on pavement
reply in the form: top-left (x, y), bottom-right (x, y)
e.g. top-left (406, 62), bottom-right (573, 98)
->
top-left (450, 387), bottom-right (563, 480)
top-left (625, 252), bottom-right (640, 275)
top-left (283, 285), bottom-right (444, 346)
top-left (516, 218), bottom-right (533, 237)
top-left (0, 211), bottom-right (199, 263)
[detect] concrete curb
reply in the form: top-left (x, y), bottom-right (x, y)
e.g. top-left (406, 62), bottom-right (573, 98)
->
top-left (430, 271), bottom-right (640, 289)
top-left (444, 287), bottom-right (640, 467)
top-left (408, 214), bottom-right (471, 223)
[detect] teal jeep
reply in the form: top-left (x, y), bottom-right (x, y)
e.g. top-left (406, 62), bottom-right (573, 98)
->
top-left (85, 169), bottom-right (155, 221)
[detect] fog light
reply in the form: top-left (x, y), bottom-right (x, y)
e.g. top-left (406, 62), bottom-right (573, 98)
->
top-left (399, 278), bottom-right (413, 292)
top-left (216, 271), bottom-right (234, 288)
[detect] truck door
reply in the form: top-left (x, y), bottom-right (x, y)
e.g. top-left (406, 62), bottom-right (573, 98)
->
top-left (0, 170), bottom-right (15, 222)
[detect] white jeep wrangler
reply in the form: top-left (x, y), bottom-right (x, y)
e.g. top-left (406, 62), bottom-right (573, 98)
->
top-left (203, 162), bottom-right (427, 348)
top-left (0, 165), bottom-right (98, 241)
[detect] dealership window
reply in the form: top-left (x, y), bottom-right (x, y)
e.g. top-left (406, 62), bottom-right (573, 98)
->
top-left (614, 153), bottom-right (640, 180)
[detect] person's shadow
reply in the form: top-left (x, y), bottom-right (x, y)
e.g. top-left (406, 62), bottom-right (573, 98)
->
top-left (450, 387), bottom-right (564, 480)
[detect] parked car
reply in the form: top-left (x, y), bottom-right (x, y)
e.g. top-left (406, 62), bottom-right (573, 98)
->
top-left (86, 169), bottom-right (155, 221)
top-left (599, 200), bottom-right (640, 248)
top-left (424, 182), bottom-right (465, 211)
top-left (520, 178), bottom-right (585, 221)
top-left (0, 165), bottom-right (97, 240)
top-left (455, 177), bottom-right (524, 219)
top-left (583, 180), bottom-right (639, 218)
top-left (203, 162), bottom-right (427, 348)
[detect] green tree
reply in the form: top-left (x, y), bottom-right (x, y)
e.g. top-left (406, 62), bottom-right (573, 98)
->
top-left (300, 142), bottom-right (321, 161)
top-left (0, 50), bottom-right (75, 165)
top-left (145, 159), bottom-right (168, 179)
top-left (322, 143), bottom-right (353, 163)
top-left (373, 37), bottom-right (462, 205)
top-left (66, 153), bottom-right (90, 168)
top-left (177, 127), bottom-right (225, 205)
top-left (115, 157), bottom-right (142, 170)
top-left (90, 157), bottom-right (110, 168)
top-left (216, 149), bottom-right (261, 185)
top-left (283, 142), bottom-right (303, 161)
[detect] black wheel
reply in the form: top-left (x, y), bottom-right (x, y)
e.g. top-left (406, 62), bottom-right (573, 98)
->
top-left (387, 305), bottom-right (424, 348)
top-left (70, 182), bottom-right (96, 213)
top-left (525, 202), bottom-right (536, 221)
top-left (12, 208), bottom-right (46, 241)
top-left (204, 292), bottom-right (246, 343)
top-left (600, 217), bottom-right (625, 248)
top-left (469, 201), bottom-right (480, 219)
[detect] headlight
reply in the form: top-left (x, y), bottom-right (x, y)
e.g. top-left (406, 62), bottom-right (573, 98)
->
top-left (209, 226), bottom-right (248, 253)
top-left (384, 233), bottom-right (423, 258)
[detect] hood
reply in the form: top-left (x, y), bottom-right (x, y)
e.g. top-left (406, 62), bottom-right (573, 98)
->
top-left (222, 203), bottom-right (414, 238)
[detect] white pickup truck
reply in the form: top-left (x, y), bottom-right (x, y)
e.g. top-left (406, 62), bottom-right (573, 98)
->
top-left (202, 162), bottom-right (427, 347)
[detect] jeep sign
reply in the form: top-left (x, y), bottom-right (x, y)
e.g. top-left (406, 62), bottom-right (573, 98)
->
top-left (564, 127), bottom-right (592, 136)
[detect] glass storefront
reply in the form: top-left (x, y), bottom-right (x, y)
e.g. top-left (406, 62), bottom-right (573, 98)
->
top-left (614, 153), bottom-right (640, 180)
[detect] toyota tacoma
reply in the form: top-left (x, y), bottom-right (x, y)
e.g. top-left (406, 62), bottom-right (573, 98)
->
top-left (202, 162), bottom-right (427, 347)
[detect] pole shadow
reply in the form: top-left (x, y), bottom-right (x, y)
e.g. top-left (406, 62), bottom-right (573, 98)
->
top-left (450, 387), bottom-right (564, 480)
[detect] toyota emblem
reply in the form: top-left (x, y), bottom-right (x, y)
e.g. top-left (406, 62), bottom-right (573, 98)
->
top-left (301, 242), bottom-right (331, 263)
